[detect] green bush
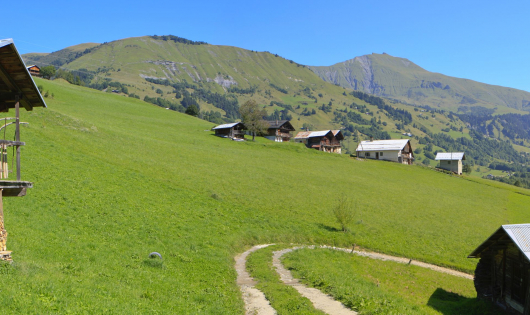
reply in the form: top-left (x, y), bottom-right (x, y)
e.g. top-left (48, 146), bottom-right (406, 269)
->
top-left (333, 195), bottom-right (355, 232)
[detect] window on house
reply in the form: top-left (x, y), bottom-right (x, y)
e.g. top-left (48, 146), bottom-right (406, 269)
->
top-left (380, 152), bottom-right (383, 156)
top-left (366, 152), bottom-right (371, 157)
top-left (448, 161), bottom-right (451, 164)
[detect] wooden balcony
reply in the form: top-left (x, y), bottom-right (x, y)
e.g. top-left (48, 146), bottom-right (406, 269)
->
top-left (322, 141), bottom-right (341, 147)
top-left (277, 132), bottom-right (291, 138)
top-left (0, 181), bottom-right (32, 197)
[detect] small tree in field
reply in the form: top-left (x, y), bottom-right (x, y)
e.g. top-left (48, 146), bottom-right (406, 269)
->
top-left (239, 99), bottom-right (268, 141)
top-left (333, 195), bottom-right (355, 232)
top-left (41, 65), bottom-right (56, 79)
top-left (185, 104), bottom-right (200, 116)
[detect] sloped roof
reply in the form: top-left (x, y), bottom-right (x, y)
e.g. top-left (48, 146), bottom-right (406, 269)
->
top-left (266, 120), bottom-right (295, 131)
top-left (0, 39), bottom-right (46, 111)
top-left (332, 130), bottom-right (344, 140)
top-left (435, 152), bottom-right (465, 161)
top-left (212, 122), bottom-right (244, 130)
top-left (356, 139), bottom-right (410, 152)
top-left (469, 224), bottom-right (530, 262)
top-left (294, 130), bottom-right (332, 139)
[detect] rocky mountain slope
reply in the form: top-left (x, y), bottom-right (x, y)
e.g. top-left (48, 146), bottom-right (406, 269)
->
top-left (309, 53), bottom-right (530, 113)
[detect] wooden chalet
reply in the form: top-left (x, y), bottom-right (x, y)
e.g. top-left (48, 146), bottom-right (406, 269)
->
top-left (435, 152), bottom-right (465, 175)
top-left (356, 139), bottom-right (414, 164)
top-left (294, 130), bottom-right (343, 154)
top-left (0, 38), bottom-right (47, 260)
top-left (263, 120), bottom-right (295, 142)
top-left (212, 122), bottom-right (245, 140)
top-left (26, 65), bottom-right (41, 77)
top-left (469, 224), bottom-right (530, 314)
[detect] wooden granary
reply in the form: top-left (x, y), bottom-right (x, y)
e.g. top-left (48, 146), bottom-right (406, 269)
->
top-left (469, 224), bottom-right (530, 314)
top-left (0, 39), bottom-right (47, 260)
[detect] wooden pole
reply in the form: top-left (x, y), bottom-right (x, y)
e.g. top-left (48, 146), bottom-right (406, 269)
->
top-left (15, 96), bottom-right (20, 181)
top-left (0, 189), bottom-right (5, 252)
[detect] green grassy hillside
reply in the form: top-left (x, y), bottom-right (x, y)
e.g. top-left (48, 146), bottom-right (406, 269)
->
top-left (24, 36), bottom-right (530, 164)
top-left (310, 53), bottom-right (530, 113)
top-left (23, 42), bottom-right (100, 68)
top-left (0, 78), bottom-right (529, 313)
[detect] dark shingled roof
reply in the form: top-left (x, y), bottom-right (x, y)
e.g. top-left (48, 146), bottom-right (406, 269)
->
top-left (265, 120), bottom-right (295, 131)
top-left (0, 39), bottom-right (47, 112)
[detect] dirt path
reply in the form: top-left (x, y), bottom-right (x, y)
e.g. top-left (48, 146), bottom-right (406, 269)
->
top-left (234, 244), bottom-right (277, 315)
top-left (272, 247), bottom-right (357, 315)
top-left (318, 245), bottom-right (473, 280)
top-left (235, 244), bottom-right (473, 314)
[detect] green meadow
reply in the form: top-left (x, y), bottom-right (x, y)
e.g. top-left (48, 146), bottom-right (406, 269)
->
top-left (0, 78), bottom-right (528, 313)
top-left (282, 248), bottom-right (500, 314)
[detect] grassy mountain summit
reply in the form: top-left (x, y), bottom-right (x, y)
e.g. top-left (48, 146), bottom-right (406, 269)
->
top-left (309, 53), bottom-right (530, 113)
top-left (60, 35), bottom-right (329, 97)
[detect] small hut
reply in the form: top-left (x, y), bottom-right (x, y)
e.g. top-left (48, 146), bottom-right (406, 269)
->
top-left (469, 224), bottom-right (530, 314)
top-left (435, 152), bottom-right (465, 174)
top-left (26, 65), bottom-right (41, 77)
top-left (212, 122), bottom-right (245, 139)
top-left (0, 39), bottom-right (47, 260)
top-left (294, 130), bottom-right (343, 154)
top-left (264, 120), bottom-right (295, 142)
top-left (356, 139), bottom-right (414, 164)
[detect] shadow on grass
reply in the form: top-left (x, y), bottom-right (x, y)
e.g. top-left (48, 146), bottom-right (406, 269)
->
top-left (143, 259), bottom-right (165, 269)
top-left (316, 223), bottom-right (340, 232)
top-left (427, 288), bottom-right (502, 315)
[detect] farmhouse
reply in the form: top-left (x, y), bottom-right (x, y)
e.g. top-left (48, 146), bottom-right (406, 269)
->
top-left (212, 122), bottom-right (245, 139)
top-left (356, 139), bottom-right (414, 164)
top-left (468, 224), bottom-right (530, 314)
top-left (0, 39), bottom-right (47, 260)
top-left (26, 65), bottom-right (41, 77)
top-left (435, 152), bottom-right (465, 174)
top-left (264, 120), bottom-right (295, 142)
top-left (294, 130), bottom-right (343, 154)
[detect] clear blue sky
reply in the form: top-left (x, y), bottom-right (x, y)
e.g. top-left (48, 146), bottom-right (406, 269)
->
top-left (4, 0), bottom-right (530, 92)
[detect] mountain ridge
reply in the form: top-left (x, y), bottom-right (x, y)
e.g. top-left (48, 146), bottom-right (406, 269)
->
top-left (309, 53), bottom-right (530, 113)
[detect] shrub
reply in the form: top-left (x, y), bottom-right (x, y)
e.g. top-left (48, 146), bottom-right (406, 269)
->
top-left (332, 195), bottom-right (355, 232)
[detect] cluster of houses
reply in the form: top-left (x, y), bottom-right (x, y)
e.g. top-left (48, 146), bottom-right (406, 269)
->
top-left (212, 120), bottom-right (344, 153)
top-left (212, 120), bottom-right (466, 174)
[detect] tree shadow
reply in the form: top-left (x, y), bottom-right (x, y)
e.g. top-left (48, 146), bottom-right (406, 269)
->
top-left (316, 223), bottom-right (340, 232)
top-left (427, 288), bottom-right (504, 315)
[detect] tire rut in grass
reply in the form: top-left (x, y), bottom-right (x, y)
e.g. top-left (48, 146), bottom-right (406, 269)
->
top-left (272, 247), bottom-right (357, 315)
top-left (235, 244), bottom-right (277, 315)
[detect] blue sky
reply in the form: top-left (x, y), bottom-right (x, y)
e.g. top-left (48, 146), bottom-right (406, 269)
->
top-left (4, 0), bottom-right (530, 92)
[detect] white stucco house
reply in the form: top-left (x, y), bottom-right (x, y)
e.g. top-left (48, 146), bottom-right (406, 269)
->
top-left (435, 152), bottom-right (466, 174)
top-left (356, 139), bottom-right (414, 164)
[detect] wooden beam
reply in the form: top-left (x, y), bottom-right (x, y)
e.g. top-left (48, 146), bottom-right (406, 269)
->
top-left (0, 64), bottom-right (19, 93)
top-left (0, 140), bottom-right (24, 147)
top-left (15, 97), bottom-right (20, 181)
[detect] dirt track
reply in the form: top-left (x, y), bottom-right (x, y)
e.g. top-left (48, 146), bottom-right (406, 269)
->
top-left (235, 244), bottom-right (473, 314)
